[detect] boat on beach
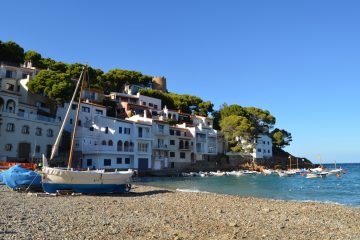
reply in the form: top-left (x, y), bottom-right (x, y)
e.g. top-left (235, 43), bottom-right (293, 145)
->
top-left (41, 68), bottom-right (133, 194)
top-left (1, 164), bottom-right (42, 190)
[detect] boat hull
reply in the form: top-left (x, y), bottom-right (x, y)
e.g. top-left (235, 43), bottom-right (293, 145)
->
top-left (42, 167), bottom-right (133, 194)
top-left (42, 183), bottom-right (130, 194)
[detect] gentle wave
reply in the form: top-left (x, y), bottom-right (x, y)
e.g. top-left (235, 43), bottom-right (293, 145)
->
top-left (176, 188), bottom-right (209, 193)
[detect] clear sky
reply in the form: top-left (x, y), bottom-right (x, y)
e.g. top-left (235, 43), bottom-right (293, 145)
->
top-left (2, 0), bottom-right (360, 163)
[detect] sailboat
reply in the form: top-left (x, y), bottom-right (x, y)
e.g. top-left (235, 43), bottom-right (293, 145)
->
top-left (284, 156), bottom-right (296, 176)
top-left (328, 160), bottom-right (342, 175)
top-left (41, 67), bottom-right (133, 194)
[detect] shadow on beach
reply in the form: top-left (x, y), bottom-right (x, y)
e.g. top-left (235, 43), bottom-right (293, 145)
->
top-left (93, 189), bottom-right (173, 198)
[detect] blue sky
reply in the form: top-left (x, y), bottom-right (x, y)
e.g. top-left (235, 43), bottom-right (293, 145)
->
top-left (2, 0), bottom-right (360, 163)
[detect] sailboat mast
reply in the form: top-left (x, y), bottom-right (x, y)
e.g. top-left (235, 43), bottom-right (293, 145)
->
top-left (50, 69), bottom-right (84, 161)
top-left (289, 156), bottom-right (292, 170)
top-left (67, 68), bottom-right (87, 169)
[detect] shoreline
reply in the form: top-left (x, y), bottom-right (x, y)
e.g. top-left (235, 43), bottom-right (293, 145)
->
top-left (1, 184), bottom-right (360, 239)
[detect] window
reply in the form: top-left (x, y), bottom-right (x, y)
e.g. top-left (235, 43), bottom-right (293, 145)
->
top-left (142, 101), bottom-right (146, 106)
top-left (124, 128), bottom-right (131, 135)
top-left (47, 129), bottom-right (54, 137)
top-left (70, 118), bottom-right (73, 124)
top-left (170, 140), bottom-right (175, 145)
top-left (82, 106), bottom-right (90, 113)
top-left (105, 127), bottom-right (109, 134)
top-left (22, 73), bottom-right (27, 79)
top-left (171, 162), bottom-right (175, 168)
top-left (95, 109), bottom-right (103, 115)
top-left (138, 143), bottom-right (148, 153)
top-left (117, 158), bottom-right (122, 164)
top-left (89, 127), bottom-right (94, 131)
top-left (35, 145), bottom-right (40, 153)
top-left (170, 152), bottom-right (175, 158)
top-left (154, 104), bottom-right (158, 110)
top-left (268, 150), bottom-right (270, 153)
top-left (158, 124), bottom-right (164, 133)
top-left (104, 159), bottom-right (111, 166)
top-left (170, 129), bottom-right (174, 135)
top-left (6, 83), bottom-right (14, 91)
top-left (5, 144), bottom-right (12, 151)
top-left (78, 120), bottom-right (81, 126)
top-left (257, 149), bottom-right (261, 152)
top-left (149, 103), bottom-right (153, 107)
top-left (35, 127), bottom-right (42, 136)
top-left (267, 141), bottom-right (270, 145)
top-left (117, 140), bottom-right (123, 151)
top-left (108, 140), bottom-right (113, 146)
top-left (75, 140), bottom-right (80, 148)
top-left (22, 125), bottom-right (30, 134)
top-left (180, 152), bottom-right (186, 159)
top-left (6, 70), bottom-right (13, 78)
top-left (87, 159), bottom-right (92, 167)
top-left (102, 140), bottom-right (106, 145)
top-left (125, 158), bottom-right (130, 164)
top-left (119, 127), bottom-right (122, 134)
top-left (6, 123), bottom-right (15, 132)
top-left (138, 127), bottom-right (143, 137)
top-left (71, 104), bottom-right (77, 110)
top-left (176, 131), bottom-right (181, 136)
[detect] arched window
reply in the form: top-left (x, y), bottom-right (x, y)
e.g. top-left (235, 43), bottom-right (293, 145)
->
top-left (129, 141), bottom-right (134, 152)
top-left (108, 140), bottom-right (113, 146)
top-left (6, 99), bottom-right (16, 113)
top-left (117, 140), bottom-right (123, 151)
top-left (0, 97), bottom-right (4, 111)
top-left (102, 140), bottom-right (107, 146)
top-left (124, 141), bottom-right (129, 152)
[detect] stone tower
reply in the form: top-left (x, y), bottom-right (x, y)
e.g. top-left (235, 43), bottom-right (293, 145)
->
top-left (152, 76), bottom-right (167, 92)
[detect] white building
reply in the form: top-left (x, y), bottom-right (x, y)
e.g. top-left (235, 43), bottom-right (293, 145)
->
top-left (57, 101), bottom-right (153, 171)
top-left (0, 63), bottom-right (59, 162)
top-left (236, 134), bottom-right (273, 159)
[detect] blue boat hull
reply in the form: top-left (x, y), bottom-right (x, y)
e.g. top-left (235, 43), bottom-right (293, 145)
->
top-left (42, 183), bottom-right (131, 194)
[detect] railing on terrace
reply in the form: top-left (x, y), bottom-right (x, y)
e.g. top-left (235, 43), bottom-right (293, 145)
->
top-left (16, 111), bottom-right (58, 123)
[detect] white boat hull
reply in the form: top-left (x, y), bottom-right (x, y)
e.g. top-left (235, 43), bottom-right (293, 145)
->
top-left (42, 167), bottom-right (133, 194)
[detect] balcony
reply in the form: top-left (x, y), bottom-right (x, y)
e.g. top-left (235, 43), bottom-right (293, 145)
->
top-left (153, 144), bottom-right (168, 150)
top-left (154, 156), bottom-right (168, 162)
top-left (4, 111), bottom-right (59, 123)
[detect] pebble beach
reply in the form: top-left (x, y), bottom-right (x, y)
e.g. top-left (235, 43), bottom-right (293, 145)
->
top-left (1, 184), bottom-right (360, 240)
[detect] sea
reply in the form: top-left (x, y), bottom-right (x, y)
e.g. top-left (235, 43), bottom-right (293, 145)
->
top-left (137, 163), bottom-right (360, 207)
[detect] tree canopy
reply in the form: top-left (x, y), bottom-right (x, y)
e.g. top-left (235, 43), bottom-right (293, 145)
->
top-left (218, 103), bottom-right (286, 152)
top-left (271, 128), bottom-right (293, 148)
top-left (0, 41), bottom-right (25, 64)
top-left (27, 70), bottom-right (75, 103)
top-left (139, 89), bottom-right (214, 116)
top-left (102, 69), bottom-right (152, 94)
top-left (220, 115), bottom-right (257, 152)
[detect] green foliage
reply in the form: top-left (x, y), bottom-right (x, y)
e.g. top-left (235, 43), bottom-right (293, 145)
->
top-left (219, 103), bottom-right (249, 119)
top-left (271, 128), bottom-right (292, 148)
top-left (245, 107), bottom-right (276, 132)
top-left (101, 69), bottom-right (152, 94)
top-left (0, 41), bottom-right (24, 64)
top-left (220, 115), bottom-right (257, 150)
top-left (27, 70), bottom-right (75, 103)
top-left (24, 50), bottom-right (42, 68)
top-left (139, 89), bottom-right (214, 116)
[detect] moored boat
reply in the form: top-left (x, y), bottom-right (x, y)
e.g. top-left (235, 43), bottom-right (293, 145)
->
top-left (41, 68), bottom-right (133, 194)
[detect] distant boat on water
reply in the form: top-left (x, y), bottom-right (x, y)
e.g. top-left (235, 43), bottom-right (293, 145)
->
top-left (41, 67), bottom-right (133, 194)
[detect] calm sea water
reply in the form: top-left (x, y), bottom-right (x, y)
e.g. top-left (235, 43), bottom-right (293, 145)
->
top-left (138, 163), bottom-right (360, 207)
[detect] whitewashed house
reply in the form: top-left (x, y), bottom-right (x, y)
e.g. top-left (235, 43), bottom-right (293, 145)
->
top-left (0, 62), bottom-right (59, 162)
